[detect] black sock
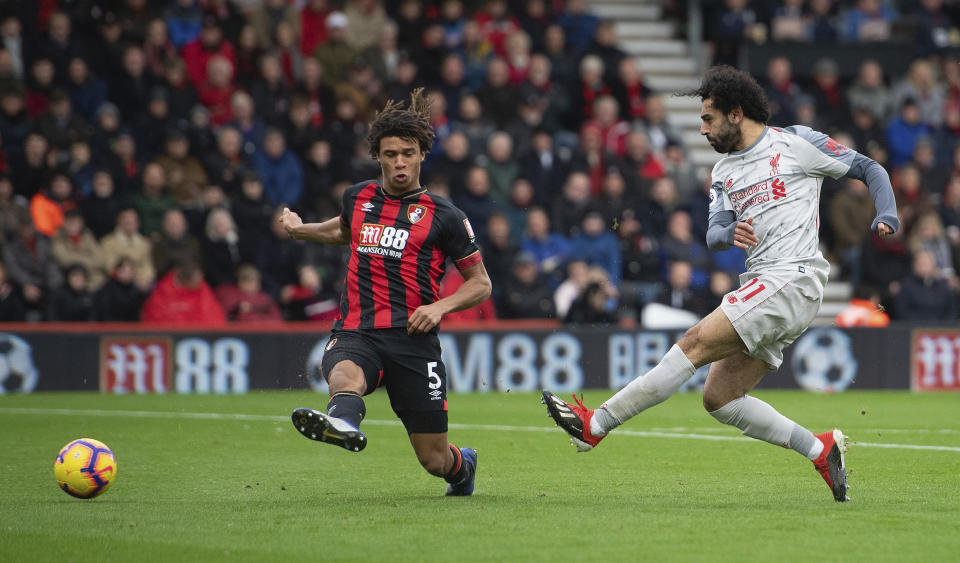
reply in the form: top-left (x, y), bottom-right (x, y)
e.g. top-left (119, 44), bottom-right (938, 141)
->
top-left (443, 444), bottom-right (473, 485)
top-left (326, 392), bottom-right (366, 428)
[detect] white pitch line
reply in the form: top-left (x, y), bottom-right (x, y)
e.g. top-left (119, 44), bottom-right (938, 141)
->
top-left (3, 407), bottom-right (960, 453)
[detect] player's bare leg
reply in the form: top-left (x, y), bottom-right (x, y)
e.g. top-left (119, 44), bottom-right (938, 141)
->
top-left (704, 352), bottom-right (849, 501)
top-left (292, 360), bottom-right (368, 452)
top-left (410, 432), bottom-right (477, 496)
top-left (543, 307), bottom-right (744, 451)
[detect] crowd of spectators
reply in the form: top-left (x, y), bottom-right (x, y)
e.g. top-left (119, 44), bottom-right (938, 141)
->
top-left (1, 0), bottom-right (958, 325)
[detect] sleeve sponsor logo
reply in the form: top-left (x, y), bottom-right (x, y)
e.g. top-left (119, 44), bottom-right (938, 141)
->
top-left (463, 218), bottom-right (476, 242)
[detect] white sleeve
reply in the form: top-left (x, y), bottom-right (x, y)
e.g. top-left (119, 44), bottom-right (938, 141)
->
top-left (783, 125), bottom-right (853, 179)
top-left (709, 179), bottom-right (734, 215)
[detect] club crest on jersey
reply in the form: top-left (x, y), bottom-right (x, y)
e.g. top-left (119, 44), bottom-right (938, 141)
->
top-left (407, 204), bottom-right (426, 224)
top-left (325, 338), bottom-right (337, 351)
top-left (769, 153), bottom-right (781, 176)
top-left (725, 177), bottom-right (733, 189)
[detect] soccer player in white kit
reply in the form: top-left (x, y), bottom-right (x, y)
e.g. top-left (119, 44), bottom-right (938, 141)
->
top-left (542, 66), bottom-right (899, 502)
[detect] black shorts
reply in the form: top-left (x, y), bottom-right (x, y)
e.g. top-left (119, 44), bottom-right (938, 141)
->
top-left (320, 328), bottom-right (448, 434)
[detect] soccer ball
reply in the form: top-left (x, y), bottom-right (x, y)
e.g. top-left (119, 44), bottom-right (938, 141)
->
top-left (0, 333), bottom-right (38, 394)
top-left (54, 439), bottom-right (118, 499)
top-left (791, 328), bottom-right (858, 393)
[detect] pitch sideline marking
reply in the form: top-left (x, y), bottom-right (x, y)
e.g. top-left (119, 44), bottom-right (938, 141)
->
top-left (3, 407), bottom-right (960, 453)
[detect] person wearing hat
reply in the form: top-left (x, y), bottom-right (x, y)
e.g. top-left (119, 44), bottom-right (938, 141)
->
top-left (182, 14), bottom-right (236, 87)
top-left (312, 11), bottom-right (357, 86)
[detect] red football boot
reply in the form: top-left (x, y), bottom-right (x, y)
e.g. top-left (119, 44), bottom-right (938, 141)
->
top-left (541, 391), bottom-right (604, 452)
top-left (813, 429), bottom-right (850, 502)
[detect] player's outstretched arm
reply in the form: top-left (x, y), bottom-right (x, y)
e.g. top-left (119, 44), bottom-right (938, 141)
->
top-left (279, 207), bottom-right (350, 245)
top-left (407, 262), bottom-right (493, 334)
top-left (843, 154), bottom-right (900, 236)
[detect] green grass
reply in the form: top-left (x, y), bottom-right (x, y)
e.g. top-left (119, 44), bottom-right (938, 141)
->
top-left (2, 390), bottom-right (959, 562)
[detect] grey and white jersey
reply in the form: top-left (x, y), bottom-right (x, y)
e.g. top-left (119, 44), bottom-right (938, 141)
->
top-left (709, 126), bottom-right (854, 274)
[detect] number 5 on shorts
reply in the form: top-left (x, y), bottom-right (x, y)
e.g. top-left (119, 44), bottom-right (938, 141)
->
top-left (427, 361), bottom-right (441, 389)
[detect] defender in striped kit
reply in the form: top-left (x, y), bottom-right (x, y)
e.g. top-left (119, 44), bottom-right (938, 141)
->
top-left (282, 89), bottom-right (490, 496)
top-left (543, 66), bottom-right (899, 502)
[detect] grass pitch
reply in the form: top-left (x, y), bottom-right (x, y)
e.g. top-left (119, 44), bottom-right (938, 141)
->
top-left (2, 390), bottom-right (959, 562)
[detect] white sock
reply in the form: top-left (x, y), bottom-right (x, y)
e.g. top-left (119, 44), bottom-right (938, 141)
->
top-left (595, 344), bottom-right (696, 434)
top-left (709, 395), bottom-right (823, 459)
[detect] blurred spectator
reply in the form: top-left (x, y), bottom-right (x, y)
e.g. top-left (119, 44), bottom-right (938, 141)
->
top-left (502, 177), bottom-right (535, 239)
top-left (551, 171), bottom-right (593, 237)
top-left (204, 127), bottom-right (250, 196)
top-left (893, 250), bottom-right (956, 321)
top-left (215, 263), bottom-right (283, 322)
top-left (396, 0), bottom-right (427, 54)
top-left (343, 0), bottom-right (387, 52)
top-left (474, 0), bottom-right (521, 57)
top-left (770, 0), bottom-right (806, 41)
top-left (131, 163), bottom-right (176, 238)
top-left (521, 206), bottom-right (569, 278)
top-left (1, 16), bottom-right (23, 80)
top-left (569, 54), bottom-right (610, 130)
top-left (518, 55), bottom-right (569, 136)
top-left (620, 131), bottom-right (665, 193)
top-left (2, 210), bottom-right (62, 318)
top-left (480, 212), bottom-right (517, 298)
top-left (68, 141), bottom-right (96, 194)
top-left (484, 131), bottom-right (519, 205)
top-left (660, 210), bottom-right (711, 290)
top-left (892, 164), bottom-right (934, 232)
top-left (26, 57), bottom-right (56, 117)
top-left (234, 25), bottom-right (265, 88)
top-left (439, 267), bottom-right (497, 322)
top-left (30, 172), bottom-right (79, 238)
top-left (141, 259), bottom-right (226, 324)
top-left (542, 24), bottom-right (574, 87)
top-left (912, 136), bottom-right (948, 195)
top-left (847, 60), bottom-right (892, 123)
top-left (273, 21), bottom-right (304, 84)
top-left (257, 207), bottom-right (308, 299)
top-left (848, 105), bottom-right (885, 158)
top-left (37, 89), bottom-right (91, 151)
top-left (152, 208), bottom-right (201, 279)
top-left (941, 176), bottom-right (960, 239)
top-left (455, 166), bottom-right (496, 242)
top-left (641, 177), bottom-right (680, 237)
top-left (709, 0), bottom-right (757, 67)
top-left (253, 128), bottom-right (303, 206)
top-left (908, 213), bottom-right (956, 281)
top-left (143, 17), bottom-right (178, 77)
top-left (227, 91), bottom-right (265, 155)
top-left (313, 12), bottom-right (357, 86)
top-left (656, 260), bottom-right (711, 318)
top-left (66, 58), bottom-right (108, 124)
top-left (586, 95), bottom-right (629, 158)
top-left (830, 179), bottom-right (875, 284)
top-left (860, 219), bottom-right (910, 299)
top-left (841, 0), bottom-right (897, 43)
top-left (81, 171), bottom-right (126, 240)
top-left (0, 260), bottom-right (26, 321)
top-left (164, 0), bottom-right (203, 48)
top-left (301, 139), bottom-right (338, 215)
top-left (432, 132), bottom-right (472, 199)
top-left (154, 129), bottom-right (208, 204)
top-left (933, 104), bottom-right (960, 167)
top-left (110, 46), bottom-right (157, 123)
top-left (51, 208), bottom-right (107, 290)
top-left (497, 250), bottom-right (555, 318)
top-left (569, 211), bottom-right (621, 285)
top-left (663, 141), bottom-right (699, 205)
top-left (0, 176), bottom-right (21, 238)
top-left (504, 30), bottom-right (532, 86)
top-left (555, 0), bottom-right (599, 50)
top-left (184, 16), bottom-right (235, 87)
top-left (360, 20), bottom-right (399, 84)
top-left (886, 99), bottom-right (932, 167)
top-left (593, 170), bottom-right (634, 228)
top-left (280, 264), bottom-right (339, 321)
top-left (196, 55), bottom-right (236, 126)
top-left (808, 58), bottom-right (850, 132)
top-left (295, 59), bottom-right (336, 130)
top-left (0, 90), bottom-right (32, 161)
top-left (564, 277), bottom-right (618, 325)
top-left (440, 0), bottom-right (468, 51)
top-left (454, 94), bottom-right (495, 158)
top-left (554, 259), bottom-right (589, 319)
top-left (477, 58), bottom-right (517, 129)
top-left (644, 95), bottom-right (684, 155)
top-left (202, 207), bottom-right (243, 288)
top-left (136, 87), bottom-right (175, 158)
top-left (892, 60), bottom-right (944, 127)
top-left (836, 284), bottom-right (890, 327)
top-left (46, 264), bottom-right (95, 321)
top-left (912, 0), bottom-right (952, 57)
top-left (807, 0), bottom-right (839, 42)
top-left (250, 53), bottom-right (291, 126)
top-left (11, 132), bottom-right (49, 199)
top-left (300, 0), bottom-right (332, 56)
top-left (101, 208), bottom-right (155, 289)
top-left (521, 130), bottom-right (570, 205)
top-left (38, 12), bottom-right (86, 79)
top-left (763, 56), bottom-right (803, 126)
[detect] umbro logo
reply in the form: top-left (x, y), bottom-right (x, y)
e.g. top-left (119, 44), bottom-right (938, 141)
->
top-left (362, 202), bottom-right (375, 211)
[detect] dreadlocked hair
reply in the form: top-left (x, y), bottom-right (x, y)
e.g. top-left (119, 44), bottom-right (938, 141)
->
top-left (367, 87), bottom-right (435, 158)
top-left (681, 65), bottom-right (770, 124)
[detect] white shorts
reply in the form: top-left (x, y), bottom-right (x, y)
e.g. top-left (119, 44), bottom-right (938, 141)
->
top-left (720, 266), bottom-right (826, 369)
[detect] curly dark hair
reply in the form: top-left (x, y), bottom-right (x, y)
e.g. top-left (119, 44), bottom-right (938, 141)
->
top-left (366, 87), bottom-right (435, 158)
top-left (681, 65), bottom-right (770, 124)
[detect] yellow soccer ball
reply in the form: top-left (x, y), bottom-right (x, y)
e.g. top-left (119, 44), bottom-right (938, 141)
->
top-left (54, 439), bottom-right (118, 499)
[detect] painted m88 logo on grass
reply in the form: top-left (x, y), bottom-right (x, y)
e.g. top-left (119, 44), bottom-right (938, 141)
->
top-left (359, 223), bottom-right (410, 250)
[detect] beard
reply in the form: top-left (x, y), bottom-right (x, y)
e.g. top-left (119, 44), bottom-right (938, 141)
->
top-left (706, 120), bottom-right (742, 154)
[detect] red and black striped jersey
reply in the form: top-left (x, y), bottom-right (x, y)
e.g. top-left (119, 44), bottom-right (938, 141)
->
top-left (334, 180), bottom-right (483, 330)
